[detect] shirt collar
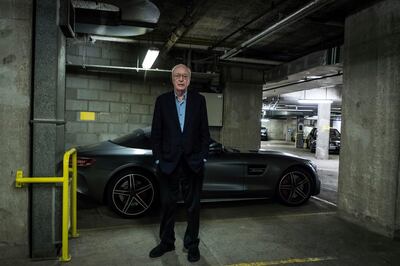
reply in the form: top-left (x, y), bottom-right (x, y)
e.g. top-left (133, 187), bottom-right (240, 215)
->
top-left (174, 90), bottom-right (187, 102)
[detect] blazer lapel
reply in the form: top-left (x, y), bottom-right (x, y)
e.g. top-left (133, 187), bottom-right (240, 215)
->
top-left (183, 91), bottom-right (192, 134)
top-left (169, 92), bottom-right (181, 133)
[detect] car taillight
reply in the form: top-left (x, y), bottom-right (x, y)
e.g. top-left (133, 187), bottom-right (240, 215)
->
top-left (77, 157), bottom-right (96, 167)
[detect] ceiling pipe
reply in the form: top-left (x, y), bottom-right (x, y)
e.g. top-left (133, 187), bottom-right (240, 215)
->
top-left (263, 72), bottom-right (342, 91)
top-left (89, 35), bottom-right (228, 51)
top-left (224, 57), bottom-right (281, 66)
top-left (66, 63), bottom-right (219, 79)
top-left (220, 0), bottom-right (335, 60)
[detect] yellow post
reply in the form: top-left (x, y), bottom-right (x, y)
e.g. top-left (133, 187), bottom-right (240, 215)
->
top-left (71, 151), bottom-right (79, 238)
top-left (15, 148), bottom-right (78, 263)
top-left (60, 168), bottom-right (71, 262)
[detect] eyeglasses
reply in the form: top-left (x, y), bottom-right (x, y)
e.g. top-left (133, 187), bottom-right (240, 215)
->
top-left (173, 73), bottom-right (190, 80)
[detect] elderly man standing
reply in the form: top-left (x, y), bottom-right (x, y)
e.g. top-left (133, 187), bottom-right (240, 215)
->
top-left (149, 64), bottom-right (210, 262)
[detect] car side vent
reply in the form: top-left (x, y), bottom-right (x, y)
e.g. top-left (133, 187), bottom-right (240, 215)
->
top-left (247, 165), bottom-right (266, 175)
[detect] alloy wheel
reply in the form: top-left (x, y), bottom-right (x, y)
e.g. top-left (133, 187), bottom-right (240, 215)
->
top-left (278, 170), bottom-right (311, 205)
top-left (110, 173), bottom-right (155, 217)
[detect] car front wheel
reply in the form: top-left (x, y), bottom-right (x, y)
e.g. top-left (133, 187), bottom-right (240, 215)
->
top-left (107, 169), bottom-right (156, 218)
top-left (277, 168), bottom-right (312, 206)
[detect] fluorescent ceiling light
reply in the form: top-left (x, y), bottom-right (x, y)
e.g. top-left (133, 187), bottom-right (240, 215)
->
top-left (90, 35), bottom-right (137, 43)
top-left (275, 109), bottom-right (314, 112)
top-left (142, 48), bottom-right (159, 69)
top-left (298, 99), bottom-right (333, 104)
top-left (306, 75), bottom-right (322, 79)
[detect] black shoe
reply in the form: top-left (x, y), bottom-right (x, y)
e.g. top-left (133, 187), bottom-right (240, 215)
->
top-left (187, 247), bottom-right (200, 262)
top-left (149, 243), bottom-right (175, 258)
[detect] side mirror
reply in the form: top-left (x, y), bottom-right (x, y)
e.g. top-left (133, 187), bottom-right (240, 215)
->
top-left (209, 142), bottom-right (223, 153)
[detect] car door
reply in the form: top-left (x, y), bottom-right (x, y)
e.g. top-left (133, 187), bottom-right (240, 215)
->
top-left (240, 154), bottom-right (272, 197)
top-left (202, 148), bottom-right (244, 199)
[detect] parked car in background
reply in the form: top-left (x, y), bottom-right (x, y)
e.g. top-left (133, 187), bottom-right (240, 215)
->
top-left (260, 126), bottom-right (268, 140)
top-left (77, 128), bottom-right (320, 218)
top-left (306, 127), bottom-right (341, 153)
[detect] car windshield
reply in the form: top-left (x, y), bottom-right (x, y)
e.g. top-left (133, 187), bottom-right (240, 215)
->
top-left (111, 128), bottom-right (151, 149)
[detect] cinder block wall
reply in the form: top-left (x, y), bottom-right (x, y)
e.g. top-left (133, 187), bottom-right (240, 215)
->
top-left (65, 39), bottom-right (170, 148)
top-left (65, 73), bottom-right (169, 148)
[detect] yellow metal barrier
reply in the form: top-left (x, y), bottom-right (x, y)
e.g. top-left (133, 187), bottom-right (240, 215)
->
top-left (16, 148), bottom-right (79, 262)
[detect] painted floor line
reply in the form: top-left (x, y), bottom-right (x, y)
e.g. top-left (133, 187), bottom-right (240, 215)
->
top-left (227, 256), bottom-right (337, 266)
top-left (311, 196), bottom-right (337, 207)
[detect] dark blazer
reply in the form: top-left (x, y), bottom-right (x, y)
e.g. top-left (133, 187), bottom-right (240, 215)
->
top-left (151, 90), bottom-right (210, 175)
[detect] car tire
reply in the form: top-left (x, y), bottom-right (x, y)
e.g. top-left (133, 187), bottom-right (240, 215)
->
top-left (107, 169), bottom-right (157, 218)
top-left (277, 168), bottom-right (312, 206)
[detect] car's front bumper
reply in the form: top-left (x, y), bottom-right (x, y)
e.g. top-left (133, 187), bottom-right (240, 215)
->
top-left (314, 175), bottom-right (321, 195)
top-left (307, 161), bottom-right (321, 195)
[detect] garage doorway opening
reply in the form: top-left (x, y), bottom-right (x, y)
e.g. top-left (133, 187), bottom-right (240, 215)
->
top-left (260, 117), bottom-right (340, 205)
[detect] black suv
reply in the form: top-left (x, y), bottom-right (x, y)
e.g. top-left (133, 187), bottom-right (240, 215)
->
top-left (306, 128), bottom-right (341, 153)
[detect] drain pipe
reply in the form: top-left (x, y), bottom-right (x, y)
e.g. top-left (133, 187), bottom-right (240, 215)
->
top-left (220, 0), bottom-right (334, 60)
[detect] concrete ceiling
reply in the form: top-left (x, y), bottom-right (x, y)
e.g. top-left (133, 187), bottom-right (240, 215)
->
top-left (146, 0), bottom-right (380, 64)
top-left (70, 0), bottom-right (382, 116)
top-left (72, 0), bottom-right (381, 67)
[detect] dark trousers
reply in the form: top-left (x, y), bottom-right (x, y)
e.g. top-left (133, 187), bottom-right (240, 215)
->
top-left (158, 158), bottom-right (203, 249)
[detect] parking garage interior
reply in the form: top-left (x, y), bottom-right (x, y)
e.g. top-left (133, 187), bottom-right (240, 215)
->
top-left (1, 0), bottom-right (400, 265)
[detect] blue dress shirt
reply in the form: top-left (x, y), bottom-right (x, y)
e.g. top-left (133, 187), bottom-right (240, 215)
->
top-left (175, 92), bottom-right (187, 132)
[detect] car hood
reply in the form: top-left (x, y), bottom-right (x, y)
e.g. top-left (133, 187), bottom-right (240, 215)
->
top-left (248, 149), bottom-right (303, 159)
top-left (77, 141), bottom-right (127, 155)
top-left (77, 141), bottom-right (153, 157)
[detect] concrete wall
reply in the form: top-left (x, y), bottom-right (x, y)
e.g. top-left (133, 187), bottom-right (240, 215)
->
top-left (262, 118), bottom-right (297, 141)
top-left (0, 0), bottom-right (32, 257)
top-left (263, 119), bottom-right (284, 140)
top-left (339, 0), bottom-right (400, 238)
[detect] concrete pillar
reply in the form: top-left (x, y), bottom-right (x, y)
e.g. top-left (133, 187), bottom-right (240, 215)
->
top-left (338, 0), bottom-right (400, 238)
top-left (220, 65), bottom-right (264, 150)
top-left (315, 102), bottom-right (331, 159)
top-left (31, 0), bottom-right (66, 257)
top-left (0, 0), bottom-right (32, 257)
top-left (285, 117), bottom-right (292, 142)
top-left (221, 81), bottom-right (262, 150)
top-left (296, 117), bottom-right (304, 148)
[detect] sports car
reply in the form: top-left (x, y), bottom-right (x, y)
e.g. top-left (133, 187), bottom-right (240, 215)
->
top-left (77, 128), bottom-right (320, 218)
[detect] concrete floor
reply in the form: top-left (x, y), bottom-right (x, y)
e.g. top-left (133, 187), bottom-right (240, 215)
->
top-left (2, 142), bottom-right (400, 266)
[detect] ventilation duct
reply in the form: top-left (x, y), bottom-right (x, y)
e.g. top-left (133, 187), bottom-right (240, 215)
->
top-left (72, 0), bottom-right (160, 37)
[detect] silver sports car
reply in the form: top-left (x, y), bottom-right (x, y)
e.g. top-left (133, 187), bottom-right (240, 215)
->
top-left (77, 128), bottom-right (320, 218)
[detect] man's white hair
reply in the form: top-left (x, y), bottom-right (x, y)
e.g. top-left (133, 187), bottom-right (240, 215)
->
top-left (171, 64), bottom-right (191, 77)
